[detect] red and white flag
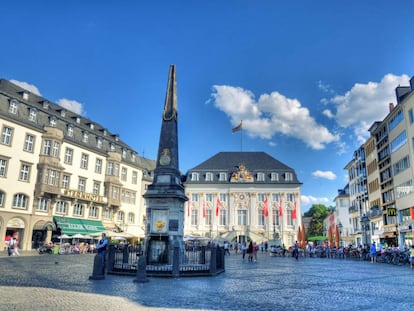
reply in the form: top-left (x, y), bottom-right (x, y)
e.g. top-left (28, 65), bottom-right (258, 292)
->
top-left (216, 197), bottom-right (221, 217)
top-left (292, 201), bottom-right (297, 220)
top-left (279, 197), bottom-right (283, 216)
top-left (263, 196), bottom-right (269, 217)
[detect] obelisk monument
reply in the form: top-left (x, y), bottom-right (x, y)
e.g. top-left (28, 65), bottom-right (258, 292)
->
top-left (143, 65), bottom-right (188, 264)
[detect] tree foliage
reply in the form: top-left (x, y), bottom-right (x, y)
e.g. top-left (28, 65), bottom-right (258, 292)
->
top-left (304, 204), bottom-right (331, 237)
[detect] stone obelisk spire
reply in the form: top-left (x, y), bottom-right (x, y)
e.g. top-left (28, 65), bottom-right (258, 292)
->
top-left (154, 64), bottom-right (180, 178)
top-left (143, 65), bottom-right (187, 264)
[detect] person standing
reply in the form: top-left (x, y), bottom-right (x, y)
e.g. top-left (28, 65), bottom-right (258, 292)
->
top-left (247, 241), bottom-right (254, 262)
top-left (95, 233), bottom-right (108, 274)
top-left (7, 238), bottom-right (14, 256)
top-left (12, 238), bottom-right (20, 256)
top-left (253, 242), bottom-right (258, 262)
top-left (370, 242), bottom-right (377, 263)
top-left (241, 242), bottom-right (247, 260)
top-left (293, 241), bottom-right (299, 260)
top-left (409, 245), bottom-right (414, 270)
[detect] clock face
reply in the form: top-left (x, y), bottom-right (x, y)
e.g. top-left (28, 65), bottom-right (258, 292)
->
top-left (239, 194), bottom-right (245, 200)
top-left (159, 155), bottom-right (171, 165)
top-left (159, 148), bottom-right (171, 165)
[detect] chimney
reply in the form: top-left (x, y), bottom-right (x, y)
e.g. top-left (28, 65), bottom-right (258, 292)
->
top-left (389, 102), bottom-right (394, 112)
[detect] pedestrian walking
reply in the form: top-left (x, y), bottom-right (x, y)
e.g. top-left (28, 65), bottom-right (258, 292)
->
top-left (241, 242), bottom-right (247, 260)
top-left (223, 241), bottom-right (230, 256)
top-left (293, 241), bottom-right (299, 260)
top-left (370, 242), bottom-right (376, 263)
top-left (234, 242), bottom-right (239, 254)
top-left (247, 241), bottom-right (254, 262)
top-left (253, 242), bottom-right (258, 262)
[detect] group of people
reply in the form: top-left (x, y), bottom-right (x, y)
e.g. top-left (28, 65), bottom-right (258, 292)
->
top-left (7, 237), bottom-right (20, 256)
top-left (234, 241), bottom-right (259, 262)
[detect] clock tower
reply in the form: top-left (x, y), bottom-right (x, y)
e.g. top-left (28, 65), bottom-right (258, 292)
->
top-left (143, 65), bottom-right (188, 264)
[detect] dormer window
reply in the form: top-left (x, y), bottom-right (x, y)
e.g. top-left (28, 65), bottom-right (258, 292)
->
top-left (42, 101), bottom-right (49, 109)
top-left (271, 172), bottom-right (279, 181)
top-left (21, 91), bottom-right (29, 100)
top-left (9, 99), bottom-right (18, 114)
top-left (113, 135), bottom-right (119, 142)
top-left (96, 137), bottom-right (103, 149)
top-left (60, 110), bottom-right (66, 117)
top-left (191, 172), bottom-right (199, 181)
top-left (206, 172), bottom-right (213, 182)
top-left (110, 143), bottom-right (115, 151)
top-left (257, 172), bottom-right (265, 182)
top-left (89, 123), bottom-right (94, 130)
top-left (82, 131), bottom-right (89, 143)
top-left (28, 108), bottom-right (37, 122)
top-left (219, 172), bottom-right (227, 181)
top-left (285, 172), bottom-right (293, 181)
top-left (131, 153), bottom-right (136, 162)
top-left (67, 125), bottom-right (74, 137)
top-left (76, 117), bottom-right (81, 124)
top-left (122, 149), bottom-right (126, 159)
top-left (49, 116), bottom-right (57, 127)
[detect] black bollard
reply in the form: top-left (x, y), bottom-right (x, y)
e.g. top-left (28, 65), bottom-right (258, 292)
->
top-left (133, 255), bottom-right (149, 283)
top-left (89, 253), bottom-right (105, 280)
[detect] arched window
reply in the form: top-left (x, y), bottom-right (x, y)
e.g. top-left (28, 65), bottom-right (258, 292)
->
top-left (117, 211), bottom-right (125, 222)
top-left (127, 212), bottom-right (135, 224)
top-left (0, 191), bottom-right (5, 207)
top-left (89, 205), bottom-right (99, 218)
top-left (56, 201), bottom-right (68, 214)
top-left (73, 203), bottom-right (84, 216)
top-left (13, 193), bottom-right (28, 209)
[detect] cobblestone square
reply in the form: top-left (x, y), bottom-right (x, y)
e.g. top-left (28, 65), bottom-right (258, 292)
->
top-left (0, 251), bottom-right (413, 311)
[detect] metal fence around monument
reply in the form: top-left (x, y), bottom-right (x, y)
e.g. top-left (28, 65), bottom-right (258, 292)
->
top-left (107, 244), bottom-right (225, 277)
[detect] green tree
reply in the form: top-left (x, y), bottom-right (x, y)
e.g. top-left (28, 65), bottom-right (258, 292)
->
top-left (304, 204), bottom-right (330, 237)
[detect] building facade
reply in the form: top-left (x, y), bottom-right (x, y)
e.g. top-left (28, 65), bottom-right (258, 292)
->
top-left (343, 77), bottom-right (414, 249)
top-left (183, 152), bottom-right (302, 247)
top-left (0, 79), bottom-right (155, 251)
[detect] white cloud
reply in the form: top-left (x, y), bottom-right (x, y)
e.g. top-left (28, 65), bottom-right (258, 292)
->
top-left (312, 170), bottom-right (336, 180)
top-left (322, 109), bottom-right (334, 119)
top-left (317, 80), bottom-right (334, 94)
top-left (327, 73), bottom-right (410, 142)
top-left (211, 85), bottom-right (339, 150)
top-left (10, 80), bottom-right (41, 96)
top-left (57, 98), bottom-right (84, 115)
top-left (268, 141), bottom-right (276, 147)
top-left (301, 195), bottom-right (330, 206)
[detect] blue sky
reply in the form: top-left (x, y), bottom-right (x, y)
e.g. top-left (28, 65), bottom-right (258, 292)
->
top-left (1, 1), bottom-right (414, 212)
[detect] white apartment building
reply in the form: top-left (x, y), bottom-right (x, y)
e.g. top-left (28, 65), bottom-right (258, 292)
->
top-left (0, 79), bottom-right (155, 251)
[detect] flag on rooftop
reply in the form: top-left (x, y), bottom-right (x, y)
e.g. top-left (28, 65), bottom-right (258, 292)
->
top-left (232, 121), bottom-right (242, 133)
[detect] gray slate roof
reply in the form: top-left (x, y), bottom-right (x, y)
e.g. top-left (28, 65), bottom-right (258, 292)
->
top-left (185, 151), bottom-right (301, 184)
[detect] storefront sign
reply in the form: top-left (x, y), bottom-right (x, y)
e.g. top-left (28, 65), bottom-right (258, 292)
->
top-left (62, 189), bottom-right (105, 203)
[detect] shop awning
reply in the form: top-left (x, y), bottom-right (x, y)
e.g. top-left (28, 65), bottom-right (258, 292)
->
top-left (53, 216), bottom-right (106, 236)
